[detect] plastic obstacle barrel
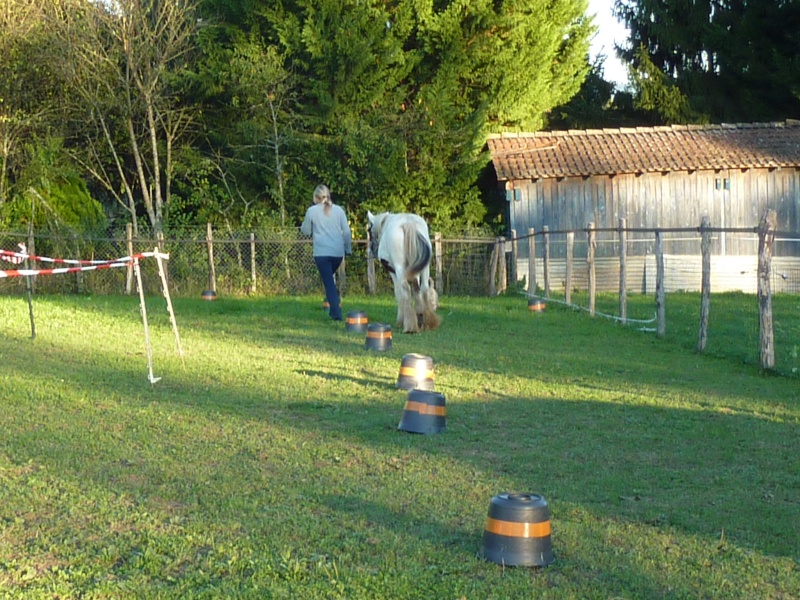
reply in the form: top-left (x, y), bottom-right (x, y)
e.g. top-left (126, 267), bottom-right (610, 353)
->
top-left (527, 299), bottom-right (546, 312)
top-left (397, 389), bottom-right (446, 434)
top-left (345, 310), bottom-right (369, 333)
top-left (364, 323), bottom-right (392, 351)
top-left (396, 353), bottom-right (435, 391)
top-left (480, 492), bottom-right (554, 567)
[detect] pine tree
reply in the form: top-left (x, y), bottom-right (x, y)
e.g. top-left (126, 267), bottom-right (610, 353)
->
top-left (615, 0), bottom-right (800, 122)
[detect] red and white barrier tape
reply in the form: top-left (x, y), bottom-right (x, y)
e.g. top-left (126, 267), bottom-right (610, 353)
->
top-left (0, 249), bottom-right (164, 278)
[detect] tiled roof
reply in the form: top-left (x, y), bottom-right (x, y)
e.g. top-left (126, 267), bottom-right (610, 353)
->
top-left (487, 120), bottom-right (800, 181)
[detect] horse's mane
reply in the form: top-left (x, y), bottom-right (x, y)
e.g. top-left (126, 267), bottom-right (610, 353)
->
top-left (368, 212), bottom-right (388, 239)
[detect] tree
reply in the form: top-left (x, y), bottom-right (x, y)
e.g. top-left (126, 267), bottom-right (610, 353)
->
top-left (0, 0), bottom-right (74, 210)
top-left (60, 0), bottom-right (200, 235)
top-left (196, 0), bottom-right (593, 233)
top-left (615, 0), bottom-right (800, 122)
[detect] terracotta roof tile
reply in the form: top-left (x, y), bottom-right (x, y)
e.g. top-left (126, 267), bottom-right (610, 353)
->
top-left (487, 120), bottom-right (800, 180)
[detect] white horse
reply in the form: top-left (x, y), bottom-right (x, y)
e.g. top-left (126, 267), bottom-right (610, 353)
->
top-left (367, 211), bottom-right (441, 333)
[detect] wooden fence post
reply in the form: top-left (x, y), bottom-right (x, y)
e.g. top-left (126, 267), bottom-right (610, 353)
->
top-left (528, 227), bottom-right (536, 294)
top-left (206, 222), bottom-right (217, 294)
top-left (697, 216), bottom-right (711, 352)
top-left (25, 221), bottom-right (36, 339)
top-left (250, 233), bottom-right (257, 293)
top-left (499, 236), bottom-right (507, 294)
top-left (156, 230), bottom-right (169, 286)
top-left (565, 231), bottom-right (574, 305)
top-left (757, 209), bottom-right (777, 369)
top-left (367, 230), bottom-right (376, 295)
top-left (126, 222), bottom-right (134, 295)
top-left (587, 222), bottom-right (596, 316)
top-left (510, 229), bottom-right (518, 287)
top-left (73, 235), bottom-right (85, 294)
top-left (434, 232), bottom-right (443, 295)
top-left (655, 230), bottom-right (665, 337)
top-left (619, 218), bottom-right (627, 324)
top-left (489, 237), bottom-right (499, 296)
top-left (543, 225), bottom-right (550, 298)
top-left (337, 258), bottom-right (346, 295)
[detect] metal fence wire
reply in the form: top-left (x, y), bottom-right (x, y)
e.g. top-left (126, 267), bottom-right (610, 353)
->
top-left (0, 230), bottom-right (497, 298)
top-left (2, 226), bottom-right (799, 375)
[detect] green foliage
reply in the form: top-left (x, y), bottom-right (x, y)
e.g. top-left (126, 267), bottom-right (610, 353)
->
top-left (615, 0), bottom-right (800, 122)
top-left (1, 136), bottom-right (105, 234)
top-left (0, 1), bottom-right (73, 206)
top-left (194, 0), bottom-right (593, 232)
top-left (4, 177), bottom-right (105, 235)
top-left (629, 45), bottom-right (706, 125)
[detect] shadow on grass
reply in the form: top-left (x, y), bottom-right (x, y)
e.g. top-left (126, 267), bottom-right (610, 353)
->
top-left (1, 323), bottom-right (797, 565)
top-left (1, 293), bottom-right (798, 582)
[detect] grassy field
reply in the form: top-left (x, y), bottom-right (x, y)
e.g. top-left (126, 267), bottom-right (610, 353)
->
top-left (0, 291), bottom-right (798, 599)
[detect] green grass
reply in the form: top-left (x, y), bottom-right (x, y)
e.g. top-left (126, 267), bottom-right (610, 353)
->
top-left (0, 292), bottom-right (798, 599)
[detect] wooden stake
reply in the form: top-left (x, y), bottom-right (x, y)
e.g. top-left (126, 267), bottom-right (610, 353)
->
top-left (698, 216), bottom-right (711, 352)
top-left (206, 222), bottom-right (216, 293)
top-left (757, 209), bottom-right (776, 369)
top-left (250, 232), bottom-right (257, 294)
top-left (528, 227), bottom-right (536, 295)
top-left (655, 230), bottom-right (666, 338)
top-left (434, 232), bottom-right (443, 295)
top-left (23, 228), bottom-right (36, 340)
top-left (543, 226), bottom-right (550, 298)
top-left (565, 231), bottom-right (574, 305)
top-left (125, 222), bottom-right (134, 295)
top-left (619, 218), bottom-right (627, 325)
top-left (587, 222), bottom-right (596, 317)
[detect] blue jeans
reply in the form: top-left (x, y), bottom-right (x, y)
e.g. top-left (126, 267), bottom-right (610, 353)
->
top-left (314, 256), bottom-right (343, 320)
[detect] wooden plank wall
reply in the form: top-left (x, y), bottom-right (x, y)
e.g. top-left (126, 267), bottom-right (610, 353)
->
top-left (509, 167), bottom-right (800, 257)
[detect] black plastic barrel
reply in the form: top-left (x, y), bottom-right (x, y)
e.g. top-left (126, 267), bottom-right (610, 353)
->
top-left (364, 323), bottom-right (392, 351)
top-left (396, 354), bottom-right (435, 391)
top-left (481, 493), bottom-right (554, 567)
top-left (398, 389), bottom-right (446, 434)
top-left (527, 299), bottom-right (546, 313)
top-left (345, 310), bottom-right (369, 333)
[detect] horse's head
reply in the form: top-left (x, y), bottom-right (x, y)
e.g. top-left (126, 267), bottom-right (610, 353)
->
top-left (367, 211), bottom-right (389, 256)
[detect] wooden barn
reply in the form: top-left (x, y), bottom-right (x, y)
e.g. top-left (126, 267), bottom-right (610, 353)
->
top-left (487, 120), bottom-right (800, 293)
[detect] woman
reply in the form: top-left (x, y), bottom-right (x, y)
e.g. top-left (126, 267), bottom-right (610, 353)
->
top-left (301, 184), bottom-right (352, 321)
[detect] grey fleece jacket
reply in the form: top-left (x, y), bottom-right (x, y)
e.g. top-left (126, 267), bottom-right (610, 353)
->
top-left (300, 203), bottom-right (353, 257)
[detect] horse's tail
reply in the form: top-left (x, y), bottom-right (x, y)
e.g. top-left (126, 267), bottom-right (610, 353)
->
top-left (402, 223), bottom-right (432, 282)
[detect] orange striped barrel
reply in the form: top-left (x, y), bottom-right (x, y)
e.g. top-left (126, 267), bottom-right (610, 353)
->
top-left (398, 389), bottom-right (446, 434)
top-left (527, 299), bottom-right (546, 312)
top-left (345, 310), bottom-right (369, 333)
top-left (396, 353), bottom-right (435, 391)
top-left (481, 493), bottom-right (554, 567)
top-left (364, 323), bottom-right (392, 351)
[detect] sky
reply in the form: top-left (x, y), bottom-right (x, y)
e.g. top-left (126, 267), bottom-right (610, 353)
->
top-left (586, 0), bottom-right (630, 87)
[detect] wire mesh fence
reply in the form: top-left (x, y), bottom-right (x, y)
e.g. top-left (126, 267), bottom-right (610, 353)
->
top-left (513, 225), bottom-right (800, 376)
top-left (0, 229), bottom-right (498, 299)
top-left (2, 224), bottom-right (798, 375)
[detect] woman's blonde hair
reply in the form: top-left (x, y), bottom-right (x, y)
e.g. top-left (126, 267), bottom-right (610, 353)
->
top-left (313, 184), bottom-right (333, 216)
